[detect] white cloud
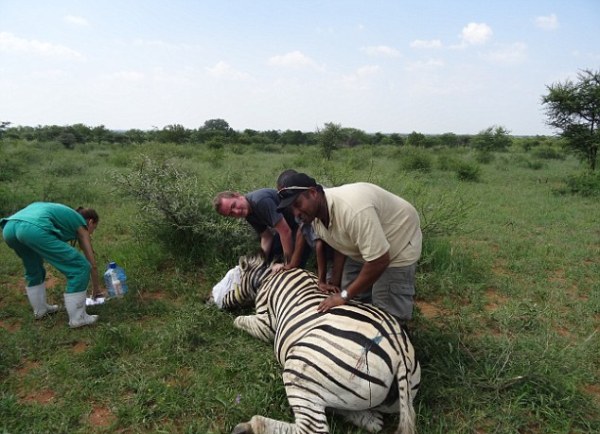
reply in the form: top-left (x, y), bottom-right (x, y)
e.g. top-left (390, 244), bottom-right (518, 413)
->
top-left (30, 69), bottom-right (68, 79)
top-left (460, 23), bottom-right (493, 46)
top-left (410, 39), bottom-right (442, 49)
top-left (484, 42), bottom-right (528, 64)
top-left (133, 38), bottom-right (187, 51)
top-left (361, 45), bottom-right (400, 57)
top-left (341, 65), bottom-right (380, 89)
top-left (572, 50), bottom-right (600, 61)
top-left (355, 65), bottom-right (380, 77)
top-left (109, 70), bottom-right (145, 81)
top-left (64, 15), bottom-right (89, 27)
top-left (535, 13), bottom-right (559, 30)
top-left (205, 61), bottom-right (250, 80)
top-left (0, 32), bottom-right (83, 59)
top-left (404, 58), bottom-right (445, 72)
top-left (268, 50), bottom-right (317, 68)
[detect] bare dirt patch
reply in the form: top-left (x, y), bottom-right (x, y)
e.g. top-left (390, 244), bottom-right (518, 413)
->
top-left (554, 325), bottom-right (573, 339)
top-left (15, 360), bottom-right (41, 377)
top-left (20, 389), bottom-right (56, 405)
top-left (583, 383), bottom-right (600, 404)
top-left (139, 290), bottom-right (168, 301)
top-left (416, 301), bottom-right (447, 319)
top-left (491, 258), bottom-right (510, 277)
top-left (72, 341), bottom-right (88, 353)
top-left (0, 318), bottom-right (21, 332)
top-left (45, 273), bottom-right (61, 290)
top-left (88, 405), bottom-right (116, 428)
top-left (484, 288), bottom-right (509, 312)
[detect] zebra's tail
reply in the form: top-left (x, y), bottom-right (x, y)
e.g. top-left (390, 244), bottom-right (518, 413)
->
top-left (395, 359), bottom-right (416, 434)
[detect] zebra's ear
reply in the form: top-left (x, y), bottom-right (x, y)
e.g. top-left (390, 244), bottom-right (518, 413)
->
top-left (239, 255), bottom-right (248, 271)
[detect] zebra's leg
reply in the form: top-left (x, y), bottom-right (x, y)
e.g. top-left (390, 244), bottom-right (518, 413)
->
top-left (283, 369), bottom-right (330, 434)
top-left (231, 404), bottom-right (328, 434)
top-left (232, 415), bottom-right (295, 434)
top-left (233, 367), bottom-right (331, 434)
top-left (333, 408), bottom-right (384, 433)
top-left (234, 313), bottom-right (275, 343)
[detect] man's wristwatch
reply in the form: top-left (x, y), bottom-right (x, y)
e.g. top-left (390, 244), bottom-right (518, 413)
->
top-left (340, 289), bottom-right (349, 301)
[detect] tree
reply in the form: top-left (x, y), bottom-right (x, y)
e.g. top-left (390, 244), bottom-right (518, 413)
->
top-left (280, 129), bottom-right (308, 145)
top-left (542, 69), bottom-right (600, 171)
top-left (202, 118), bottom-right (231, 133)
top-left (471, 126), bottom-right (512, 152)
top-left (124, 129), bottom-right (148, 144)
top-left (0, 121), bottom-right (10, 141)
top-left (159, 124), bottom-right (190, 144)
top-left (406, 131), bottom-right (427, 147)
top-left (439, 132), bottom-right (459, 147)
top-left (319, 122), bottom-right (343, 160)
top-left (342, 128), bottom-right (369, 147)
top-left (389, 133), bottom-right (405, 146)
top-left (57, 131), bottom-right (77, 149)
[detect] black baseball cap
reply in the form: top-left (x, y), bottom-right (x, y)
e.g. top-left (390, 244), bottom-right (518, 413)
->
top-left (276, 173), bottom-right (317, 211)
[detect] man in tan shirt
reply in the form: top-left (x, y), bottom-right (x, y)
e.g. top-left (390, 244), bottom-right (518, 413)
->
top-left (277, 172), bottom-right (422, 321)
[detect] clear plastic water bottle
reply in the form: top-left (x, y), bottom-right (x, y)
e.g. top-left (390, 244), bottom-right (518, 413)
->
top-left (104, 262), bottom-right (128, 297)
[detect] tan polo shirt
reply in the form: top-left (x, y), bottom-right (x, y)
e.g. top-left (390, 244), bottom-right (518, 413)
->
top-left (312, 183), bottom-right (422, 267)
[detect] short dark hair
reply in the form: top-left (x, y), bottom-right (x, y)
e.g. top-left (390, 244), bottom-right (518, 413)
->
top-left (276, 169), bottom-right (298, 189)
top-left (77, 207), bottom-right (99, 223)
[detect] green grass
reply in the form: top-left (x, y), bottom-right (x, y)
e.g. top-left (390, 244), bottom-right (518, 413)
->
top-left (1, 140), bottom-right (599, 433)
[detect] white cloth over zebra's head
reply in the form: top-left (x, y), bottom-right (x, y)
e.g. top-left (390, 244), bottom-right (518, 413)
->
top-left (211, 265), bottom-right (242, 309)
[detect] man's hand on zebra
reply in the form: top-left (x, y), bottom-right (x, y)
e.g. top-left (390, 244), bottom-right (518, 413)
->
top-left (317, 292), bottom-right (347, 312)
top-left (269, 263), bottom-right (286, 274)
top-left (318, 281), bottom-right (339, 294)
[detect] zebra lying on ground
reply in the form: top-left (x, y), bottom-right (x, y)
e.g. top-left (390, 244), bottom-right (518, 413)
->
top-left (231, 254), bottom-right (421, 434)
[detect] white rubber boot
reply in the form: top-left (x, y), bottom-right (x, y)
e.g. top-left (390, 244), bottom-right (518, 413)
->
top-left (25, 283), bottom-right (59, 319)
top-left (64, 291), bottom-right (98, 328)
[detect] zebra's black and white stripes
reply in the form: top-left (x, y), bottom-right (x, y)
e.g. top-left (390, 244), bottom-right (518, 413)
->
top-left (219, 255), bottom-right (271, 310)
top-left (231, 254), bottom-right (420, 434)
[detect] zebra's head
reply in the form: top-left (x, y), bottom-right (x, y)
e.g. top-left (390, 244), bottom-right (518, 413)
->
top-left (238, 253), bottom-right (272, 297)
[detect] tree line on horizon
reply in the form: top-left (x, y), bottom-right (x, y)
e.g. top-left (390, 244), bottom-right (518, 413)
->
top-left (1, 68), bottom-right (598, 171)
top-left (0, 118), bottom-right (555, 151)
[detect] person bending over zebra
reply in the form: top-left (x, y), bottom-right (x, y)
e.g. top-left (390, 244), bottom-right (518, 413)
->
top-left (276, 172), bottom-right (422, 322)
top-left (213, 188), bottom-right (310, 266)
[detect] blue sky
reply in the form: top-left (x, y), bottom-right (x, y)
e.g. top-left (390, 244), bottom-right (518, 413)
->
top-left (1, 0), bottom-right (599, 135)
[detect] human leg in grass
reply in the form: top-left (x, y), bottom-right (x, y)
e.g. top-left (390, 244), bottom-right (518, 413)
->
top-left (2, 220), bottom-right (60, 319)
top-left (64, 291), bottom-right (98, 328)
top-left (25, 282), bottom-right (59, 319)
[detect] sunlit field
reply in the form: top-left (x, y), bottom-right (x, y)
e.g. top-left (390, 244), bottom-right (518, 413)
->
top-left (1, 137), bottom-right (598, 433)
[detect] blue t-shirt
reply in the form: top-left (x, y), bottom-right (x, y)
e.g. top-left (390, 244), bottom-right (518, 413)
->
top-left (244, 189), bottom-right (297, 234)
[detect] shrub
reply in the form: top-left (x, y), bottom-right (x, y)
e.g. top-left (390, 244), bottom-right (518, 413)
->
top-left (437, 154), bottom-right (460, 171)
top-left (456, 161), bottom-right (481, 181)
top-left (114, 156), bottom-right (255, 267)
top-left (563, 170), bottom-right (600, 197)
top-left (0, 155), bottom-right (24, 182)
top-left (400, 146), bottom-right (433, 172)
top-left (526, 160), bottom-right (544, 170)
top-left (474, 150), bottom-right (495, 164)
top-left (344, 146), bottom-right (374, 170)
top-left (531, 146), bottom-right (565, 160)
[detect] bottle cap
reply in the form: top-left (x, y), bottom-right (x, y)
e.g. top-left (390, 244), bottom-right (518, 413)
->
top-left (109, 262), bottom-right (117, 269)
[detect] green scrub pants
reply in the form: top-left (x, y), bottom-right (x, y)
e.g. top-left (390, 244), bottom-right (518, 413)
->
top-left (2, 220), bottom-right (90, 293)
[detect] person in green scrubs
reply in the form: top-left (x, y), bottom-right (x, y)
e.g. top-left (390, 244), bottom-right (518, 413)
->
top-left (1, 202), bottom-right (103, 328)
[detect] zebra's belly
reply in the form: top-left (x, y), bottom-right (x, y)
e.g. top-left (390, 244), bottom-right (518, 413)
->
top-left (279, 336), bottom-right (397, 410)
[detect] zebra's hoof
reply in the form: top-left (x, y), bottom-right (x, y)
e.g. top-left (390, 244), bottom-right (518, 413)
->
top-left (232, 422), bottom-right (253, 434)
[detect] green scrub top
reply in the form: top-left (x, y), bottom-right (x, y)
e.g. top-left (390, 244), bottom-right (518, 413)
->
top-left (0, 202), bottom-right (86, 242)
